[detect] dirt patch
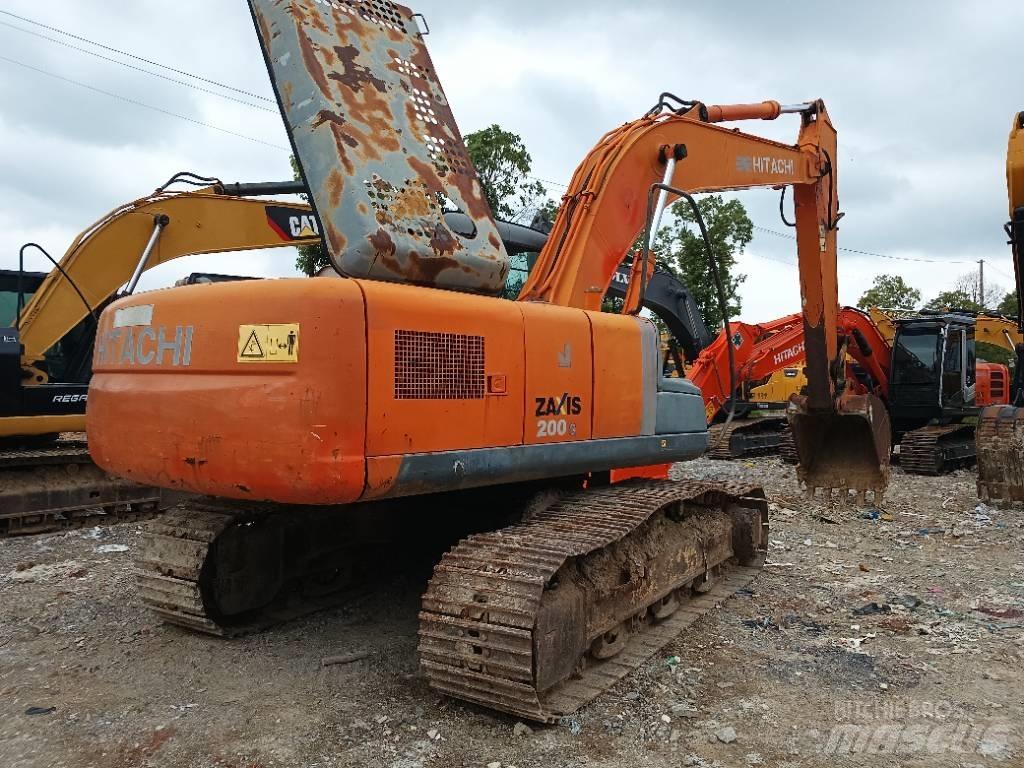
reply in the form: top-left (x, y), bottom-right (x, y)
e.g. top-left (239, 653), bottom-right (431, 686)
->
top-left (0, 459), bottom-right (1021, 767)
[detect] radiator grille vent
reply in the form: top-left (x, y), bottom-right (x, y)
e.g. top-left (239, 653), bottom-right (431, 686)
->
top-left (394, 330), bottom-right (485, 400)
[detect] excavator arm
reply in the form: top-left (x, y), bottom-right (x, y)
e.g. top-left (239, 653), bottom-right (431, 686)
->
top-left (688, 314), bottom-right (802, 421)
top-left (520, 100), bottom-right (840, 403)
top-left (522, 98), bottom-right (889, 496)
top-left (976, 111), bottom-right (1024, 501)
top-left (690, 306), bottom-right (892, 423)
top-left (1008, 111), bottom-right (1024, 333)
top-left (975, 314), bottom-right (1024, 352)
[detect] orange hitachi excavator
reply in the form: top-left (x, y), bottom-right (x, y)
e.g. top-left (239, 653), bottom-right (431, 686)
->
top-left (697, 307), bottom-right (893, 461)
top-left (85, 1), bottom-right (889, 721)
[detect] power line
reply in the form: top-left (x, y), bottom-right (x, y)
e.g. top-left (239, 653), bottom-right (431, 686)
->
top-left (529, 174), bottom-right (569, 190)
top-left (0, 18), bottom-right (276, 113)
top-left (985, 261), bottom-right (1017, 283)
top-left (0, 8), bottom-right (275, 104)
top-left (0, 8), bottom-right (582, 195)
top-left (748, 251), bottom-right (797, 268)
top-left (753, 225), bottom-right (973, 264)
top-left (0, 55), bottom-right (288, 151)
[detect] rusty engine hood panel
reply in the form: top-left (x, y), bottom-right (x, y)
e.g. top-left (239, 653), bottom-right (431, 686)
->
top-left (248, 0), bottom-right (508, 293)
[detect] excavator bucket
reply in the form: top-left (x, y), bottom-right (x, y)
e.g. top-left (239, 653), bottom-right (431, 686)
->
top-left (787, 392), bottom-right (891, 501)
top-left (976, 405), bottom-right (1024, 503)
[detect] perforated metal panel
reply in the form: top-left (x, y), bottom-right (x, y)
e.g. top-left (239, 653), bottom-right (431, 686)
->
top-left (394, 330), bottom-right (485, 400)
top-left (248, 0), bottom-right (509, 293)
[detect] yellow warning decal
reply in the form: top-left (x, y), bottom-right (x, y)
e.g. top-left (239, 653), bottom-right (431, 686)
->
top-left (237, 323), bottom-right (300, 363)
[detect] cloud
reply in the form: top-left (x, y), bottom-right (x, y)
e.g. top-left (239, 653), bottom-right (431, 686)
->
top-left (0, 0), bottom-right (1021, 321)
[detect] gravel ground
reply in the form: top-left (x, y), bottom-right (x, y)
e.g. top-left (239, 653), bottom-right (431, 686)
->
top-left (1, 458), bottom-right (1022, 768)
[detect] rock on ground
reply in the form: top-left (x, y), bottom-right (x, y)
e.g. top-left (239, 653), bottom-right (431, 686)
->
top-left (0, 458), bottom-right (1022, 767)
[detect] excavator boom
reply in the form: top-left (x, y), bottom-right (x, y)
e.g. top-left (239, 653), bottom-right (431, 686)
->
top-left (519, 96), bottom-right (889, 496)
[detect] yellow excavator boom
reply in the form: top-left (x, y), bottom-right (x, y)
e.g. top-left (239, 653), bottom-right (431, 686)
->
top-left (18, 186), bottom-right (318, 371)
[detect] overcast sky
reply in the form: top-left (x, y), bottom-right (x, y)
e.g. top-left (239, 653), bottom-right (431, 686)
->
top-left (1, 0), bottom-right (1021, 321)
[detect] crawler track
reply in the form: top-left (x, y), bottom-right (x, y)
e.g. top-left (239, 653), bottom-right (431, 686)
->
top-left (707, 417), bottom-right (789, 460)
top-left (418, 479), bottom-right (768, 722)
top-left (0, 438), bottom-right (166, 537)
top-left (899, 424), bottom-right (975, 475)
top-left (135, 501), bottom-right (376, 636)
top-left (778, 425), bottom-right (799, 464)
top-left (976, 406), bottom-right (1024, 502)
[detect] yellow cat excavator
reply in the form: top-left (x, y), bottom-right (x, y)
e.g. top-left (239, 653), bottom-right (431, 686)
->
top-left (977, 111), bottom-right (1024, 501)
top-left (85, 1), bottom-right (890, 721)
top-left (0, 177), bottom-right (321, 534)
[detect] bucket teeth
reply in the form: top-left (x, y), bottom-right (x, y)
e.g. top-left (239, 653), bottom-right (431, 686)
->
top-left (787, 392), bottom-right (892, 503)
top-left (801, 483), bottom-right (882, 507)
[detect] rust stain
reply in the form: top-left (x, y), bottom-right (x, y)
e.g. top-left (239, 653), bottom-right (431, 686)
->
top-left (326, 168), bottom-right (345, 208)
top-left (403, 100), bottom-right (427, 144)
top-left (368, 227), bottom-right (397, 257)
top-left (296, 25), bottom-right (332, 98)
top-left (330, 4), bottom-right (359, 31)
top-left (391, 187), bottom-right (432, 220)
top-left (326, 221), bottom-right (348, 256)
top-left (310, 7), bottom-right (329, 34)
top-left (408, 43), bottom-right (434, 83)
top-left (406, 156), bottom-right (443, 195)
top-left (255, 10), bottom-right (271, 49)
top-left (330, 44), bottom-right (387, 93)
top-left (488, 232), bottom-right (501, 249)
top-left (428, 223), bottom-right (460, 256)
top-left (310, 110), bottom-right (357, 176)
top-left (380, 249), bottom-right (466, 285)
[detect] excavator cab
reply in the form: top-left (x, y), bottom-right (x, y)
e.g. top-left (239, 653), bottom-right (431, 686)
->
top-left (889, 315), bottom-right (977, 428)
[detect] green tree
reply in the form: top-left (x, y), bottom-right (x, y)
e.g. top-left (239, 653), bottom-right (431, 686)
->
top-left (998, 291), bottom-right (1019, 319)
top-left (291, 155), bottom-right (330, 276)
top-left (465, 124), bottom-right (551, 222)
top-left (856, 274), bottom-right (921, 310)
top-left (978, 341), bottom-right (1014, 365)
top-left (464, 125), bottom-right (558, 298)
top-left (923, 289), bottom-right (982, 312)
top-left (645, 196), bottom-right (751, 329)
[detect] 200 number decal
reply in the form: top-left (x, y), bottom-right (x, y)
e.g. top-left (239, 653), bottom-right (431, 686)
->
top-left (536, 419), bottom-right (577, 437)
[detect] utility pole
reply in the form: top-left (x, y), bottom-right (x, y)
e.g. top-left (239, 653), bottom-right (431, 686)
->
top-left (979, 258), bottom-right (985, 308)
